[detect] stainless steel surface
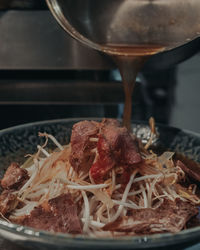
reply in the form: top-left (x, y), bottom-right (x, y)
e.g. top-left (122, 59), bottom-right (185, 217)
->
top-left (0, 10), bottom-right (199, 71)
top-left (46, 0), bottom-right (200, 54)
top-left (0, 10), bottom-right (114, 70)
top-left (46, 0), bottom-right (200, 129)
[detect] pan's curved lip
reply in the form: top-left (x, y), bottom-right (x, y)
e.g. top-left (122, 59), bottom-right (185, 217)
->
top-left (0, 117), bottom-right (200, 248)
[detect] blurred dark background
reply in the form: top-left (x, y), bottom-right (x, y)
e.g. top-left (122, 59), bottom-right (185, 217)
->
top-left (0, 0), bottom-right (46, 9)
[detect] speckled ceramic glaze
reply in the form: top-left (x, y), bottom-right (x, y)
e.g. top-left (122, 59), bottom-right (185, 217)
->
top-left (0, 118), bottom-right (200, 250)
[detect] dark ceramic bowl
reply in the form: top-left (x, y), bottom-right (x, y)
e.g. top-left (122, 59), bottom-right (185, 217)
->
top-left (0, 118), bottom-right (200, 250)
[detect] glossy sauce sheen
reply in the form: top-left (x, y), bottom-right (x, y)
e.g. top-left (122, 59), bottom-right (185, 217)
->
top-left (102, 44), bottom-right (166, 130)
top-left (103, 44), bottom-right (165, 56)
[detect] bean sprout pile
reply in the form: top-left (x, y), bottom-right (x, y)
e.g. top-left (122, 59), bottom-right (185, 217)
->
top-left (3, 120), bottom-right (200, 237)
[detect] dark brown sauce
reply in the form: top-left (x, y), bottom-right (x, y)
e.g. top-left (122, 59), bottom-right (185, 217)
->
top-left (102, 44), bottom-right (166, 130)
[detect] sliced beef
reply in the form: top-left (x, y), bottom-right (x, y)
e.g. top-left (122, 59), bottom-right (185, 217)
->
top-left (14, 194), bottom-right (82, 234)
top-left (69, 119), bottom-right (120, 173)
top-left (90, 134), bottom-right (115, 183)
top-left (70, 120), bottom-right (99, 172)
top-left (69, 119), bottom-right (142, 183)
top-left (1, 163), bottom-right (29, 190)
top-left (103, 199), bottom-right (198, 234)
top-left (0, 190), bottom-right (18, 215)
top-left (102, 126), bottom-right (141, 165)
top-left (176, 159), bottom-right (200, 182)
top-left (101, 118), bottom-right (121, 127)
top-left (115, 165), bottom-right (132, 184)
top-left (90, 122), bottom-right (142, 183)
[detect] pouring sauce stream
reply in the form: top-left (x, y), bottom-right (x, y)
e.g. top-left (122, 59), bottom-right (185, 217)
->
top-left (103, 44), bottom-right (166, 130)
